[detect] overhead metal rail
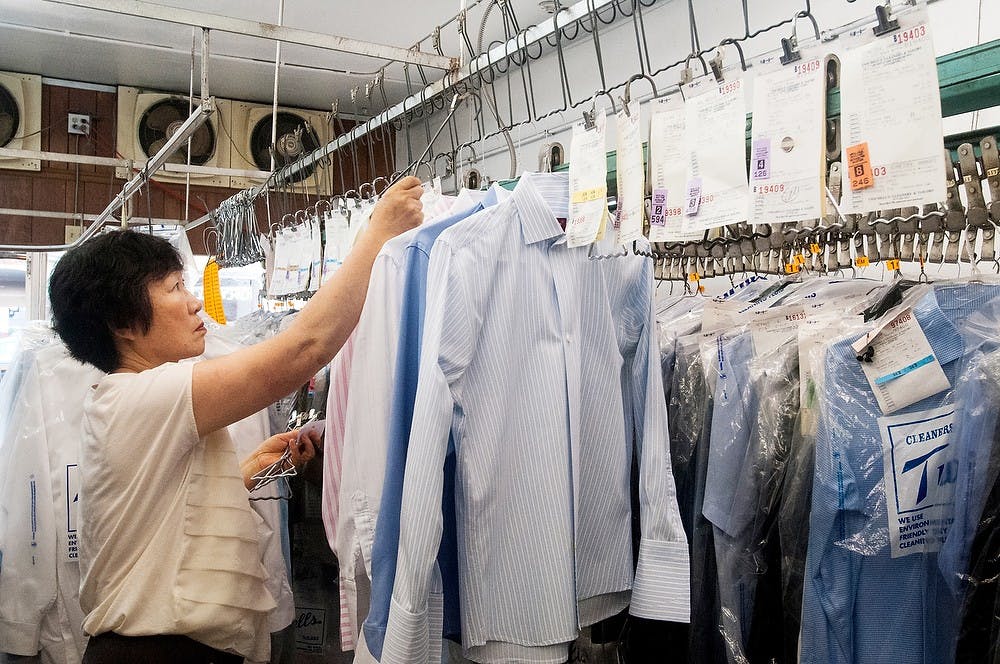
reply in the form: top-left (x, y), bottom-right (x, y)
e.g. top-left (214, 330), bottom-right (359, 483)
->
top-left (245, 0), bottom-right (621, 199)
top-left (43, 0), bottom-right (456, 70)
top-left (0, 147), bottom-right (271, 179)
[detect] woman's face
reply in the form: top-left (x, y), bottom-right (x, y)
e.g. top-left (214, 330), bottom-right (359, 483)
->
top-left (136, 270), bottom-right (207, 364)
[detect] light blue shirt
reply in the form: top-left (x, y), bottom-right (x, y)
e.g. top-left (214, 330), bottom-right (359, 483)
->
top-left (800, 283), bottom-right (1000, 664)
top-left (381, 172), bottom-right (689, 664)
top-left (363, 192), bottom-right (505, 660)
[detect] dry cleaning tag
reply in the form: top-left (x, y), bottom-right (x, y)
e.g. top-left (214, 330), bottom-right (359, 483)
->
top-left (615, 98), bottom-right (644, 245)
top-left (856, 308), bottom-right (950, 414)
top-left (567, 110), bottom-right (608, 248)
top-left (749, 305), bottom-right (806, 357)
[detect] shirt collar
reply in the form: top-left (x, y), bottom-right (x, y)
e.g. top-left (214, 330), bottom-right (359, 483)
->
top-left (913, 289), bottom-right (964, 366)
top-left (511, 172), bottom-right (570, 245)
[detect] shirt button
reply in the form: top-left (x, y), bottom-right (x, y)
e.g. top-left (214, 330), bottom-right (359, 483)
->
top-left (565, 335), bottom-right (572, 344)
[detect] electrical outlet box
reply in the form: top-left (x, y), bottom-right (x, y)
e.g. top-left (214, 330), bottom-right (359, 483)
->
top-left (68, 113), bottom-right (91, 136)
top-left (65, 225), bottom-right (82, 244)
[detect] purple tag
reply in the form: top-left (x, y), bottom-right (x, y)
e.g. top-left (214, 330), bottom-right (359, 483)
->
top-left (650, 188), bottom-right (668, 227)
top-left (752, 138), bottom-right (771, 180)
top-left (685, 178), bottom-right (703, 217)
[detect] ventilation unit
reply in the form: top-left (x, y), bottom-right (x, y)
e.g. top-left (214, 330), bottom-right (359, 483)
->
top-left (116, 86), bottom-right (233, 188)
top-left (0, 72), bottom-right (42, 171)
top-left (228, 101), bottom-right (330, 194)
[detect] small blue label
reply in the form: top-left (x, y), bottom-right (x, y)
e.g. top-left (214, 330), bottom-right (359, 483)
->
top-left (875, 354), bottom-right (935, 385)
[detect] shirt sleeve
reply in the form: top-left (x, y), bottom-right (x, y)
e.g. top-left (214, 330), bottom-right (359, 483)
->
top-left (382, 243), bottom-right (471, 663)
top-left (321, 334), bottom-right (355, 555)
top-left (628, 261), bottom-right (692, 622)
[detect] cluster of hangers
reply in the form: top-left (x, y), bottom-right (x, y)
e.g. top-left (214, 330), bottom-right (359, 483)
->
top-left (212, 0), bottom-right (975, 292)
top-left (652, 137), bottom-right (1000, 286)
top-left (208, 0), bottom-right (829, 267)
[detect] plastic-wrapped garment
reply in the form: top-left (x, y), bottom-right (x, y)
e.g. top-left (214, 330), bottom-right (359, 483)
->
top-left (705, 332), bottom-right (799, 664)
top-left (800, 282), bottom-right (1000, 664)
top-left (0, 328), bottom-right (103, 664)
top-left (661, 332), bottom-right (727, 663)
top-left (777, 313), bottom-right (866, 663)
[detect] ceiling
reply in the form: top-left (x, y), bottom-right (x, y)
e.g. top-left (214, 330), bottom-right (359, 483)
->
top-left (0, 0), bottom-right (553, 112)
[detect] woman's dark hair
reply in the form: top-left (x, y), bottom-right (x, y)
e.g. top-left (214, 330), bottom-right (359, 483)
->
top-left (49, 230), bottom-right (184, 373)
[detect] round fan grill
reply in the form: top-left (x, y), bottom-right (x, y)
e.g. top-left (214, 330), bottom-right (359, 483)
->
top-left (0, 84), bottom-right (21, 148)
top-left (250, 111), bottom-right (321, 183)
top-left (138, 97), bottom-right (216, 165)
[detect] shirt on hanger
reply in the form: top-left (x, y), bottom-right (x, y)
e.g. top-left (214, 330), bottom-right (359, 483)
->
top-left (362, 193), bottom-right (506, 661)
top-left (382, 173), bottom-right (689, 664)
top-left (334, 224), bottom-right (423, 651)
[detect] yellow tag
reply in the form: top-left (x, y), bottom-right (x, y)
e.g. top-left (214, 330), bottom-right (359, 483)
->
top-left (570, 187), bottom-right (607, 204)
top-left (793, 254), bottom-right (806, 266)
top-left (810, 243), bottom-right (821, 254)
top-left (846, 142), bottom-right (874, 191)
top-left (855, 256), bottom-right (870, 268)
top-left (594, 207), bottom-right (609, 242)
top-left (202, 258), bottom-right (227, 325)
top-left (688, 273), bottom-right (701, 282)
top-left (886, 259), bottom-right (901, 271)
top-left (785, 263), bottom-right (801, 274)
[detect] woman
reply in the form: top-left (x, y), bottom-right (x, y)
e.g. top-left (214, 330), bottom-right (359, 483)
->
top-left (47, 177), bottom-right (424, 663)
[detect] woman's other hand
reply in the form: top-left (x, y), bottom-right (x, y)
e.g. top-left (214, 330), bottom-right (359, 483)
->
top-left (241, 428), bottom-right (322, 490)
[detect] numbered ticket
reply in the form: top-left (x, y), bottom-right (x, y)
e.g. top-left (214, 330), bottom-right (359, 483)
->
top-left (681, 76), bottom-right (750, 232)
top-left (649, 97), bottom-right (702, 242)
top-left (750, 53), bottom-right (826, 225)
top-left (839, 7), bottom-right (945, 213)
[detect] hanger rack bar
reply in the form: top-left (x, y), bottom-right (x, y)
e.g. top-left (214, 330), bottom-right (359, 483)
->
top-left (0, 208), bottom-right (185, 226)
top-left (0, 147), bottom-right (271, 178)
top-left (42, 0), bottom-right (456, 71)
top-left (251, 0), bottom-right (621, 196)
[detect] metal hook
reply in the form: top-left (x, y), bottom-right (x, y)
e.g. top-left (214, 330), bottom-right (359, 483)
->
top-left (710, 39), bottom-right (748, 82)
top-left (622, 72), bottom-right (659, 108)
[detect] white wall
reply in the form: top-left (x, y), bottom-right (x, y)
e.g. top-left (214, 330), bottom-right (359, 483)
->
top-left (392, 0), bottom-right (1000, 189)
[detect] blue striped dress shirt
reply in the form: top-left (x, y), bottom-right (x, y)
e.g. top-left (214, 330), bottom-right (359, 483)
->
top-left (382, 172), bottom-right (689, 664)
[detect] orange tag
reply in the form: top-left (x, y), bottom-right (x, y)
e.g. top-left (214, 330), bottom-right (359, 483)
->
top-left (885, 259), bottom-right (901, 271)
top-left (855, 256), bottom-right (871, 268)
top-left (697, 285), bottom-right (706, 294)
top-left (810, 243), bottom-right (822, 254)
top-left (785, 262), bottom-right (801, 274)
top-left (847, 142), bottom-right (874, 191)
top-left (793, 254), bottom-right (806, 266)
top-left (688, 273), bottom-right (701, 282)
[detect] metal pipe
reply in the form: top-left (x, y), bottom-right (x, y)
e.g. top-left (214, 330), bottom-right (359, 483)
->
top-left (42, 0), bottom-right (456, 70)
top-left (0, 147), bottom-right (270, 177)
top-left (0, 208), bottom-right (187, 225)
top-left (252, 0), bottom-right (618, 195)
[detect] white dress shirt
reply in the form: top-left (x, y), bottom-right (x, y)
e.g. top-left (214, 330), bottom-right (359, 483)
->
top-left (383, 173), bottom-right (690, 664)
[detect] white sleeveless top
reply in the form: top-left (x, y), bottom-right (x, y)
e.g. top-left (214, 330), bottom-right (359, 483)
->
top-left (79, 362), bottom-right (275, 661)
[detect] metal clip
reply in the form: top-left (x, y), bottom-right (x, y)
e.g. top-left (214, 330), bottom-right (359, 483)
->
top-left (780, 35), bottom-right (801, 66)
top-left (872, 3), bottom-right (900, 38)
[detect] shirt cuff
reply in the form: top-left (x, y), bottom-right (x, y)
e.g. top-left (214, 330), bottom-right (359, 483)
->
top-left (382, 597), bottom-right (430, 664)
top-left (629, 538), bottom-right (691, 622)
top-left (0, 617), bottom-right (42, 656)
